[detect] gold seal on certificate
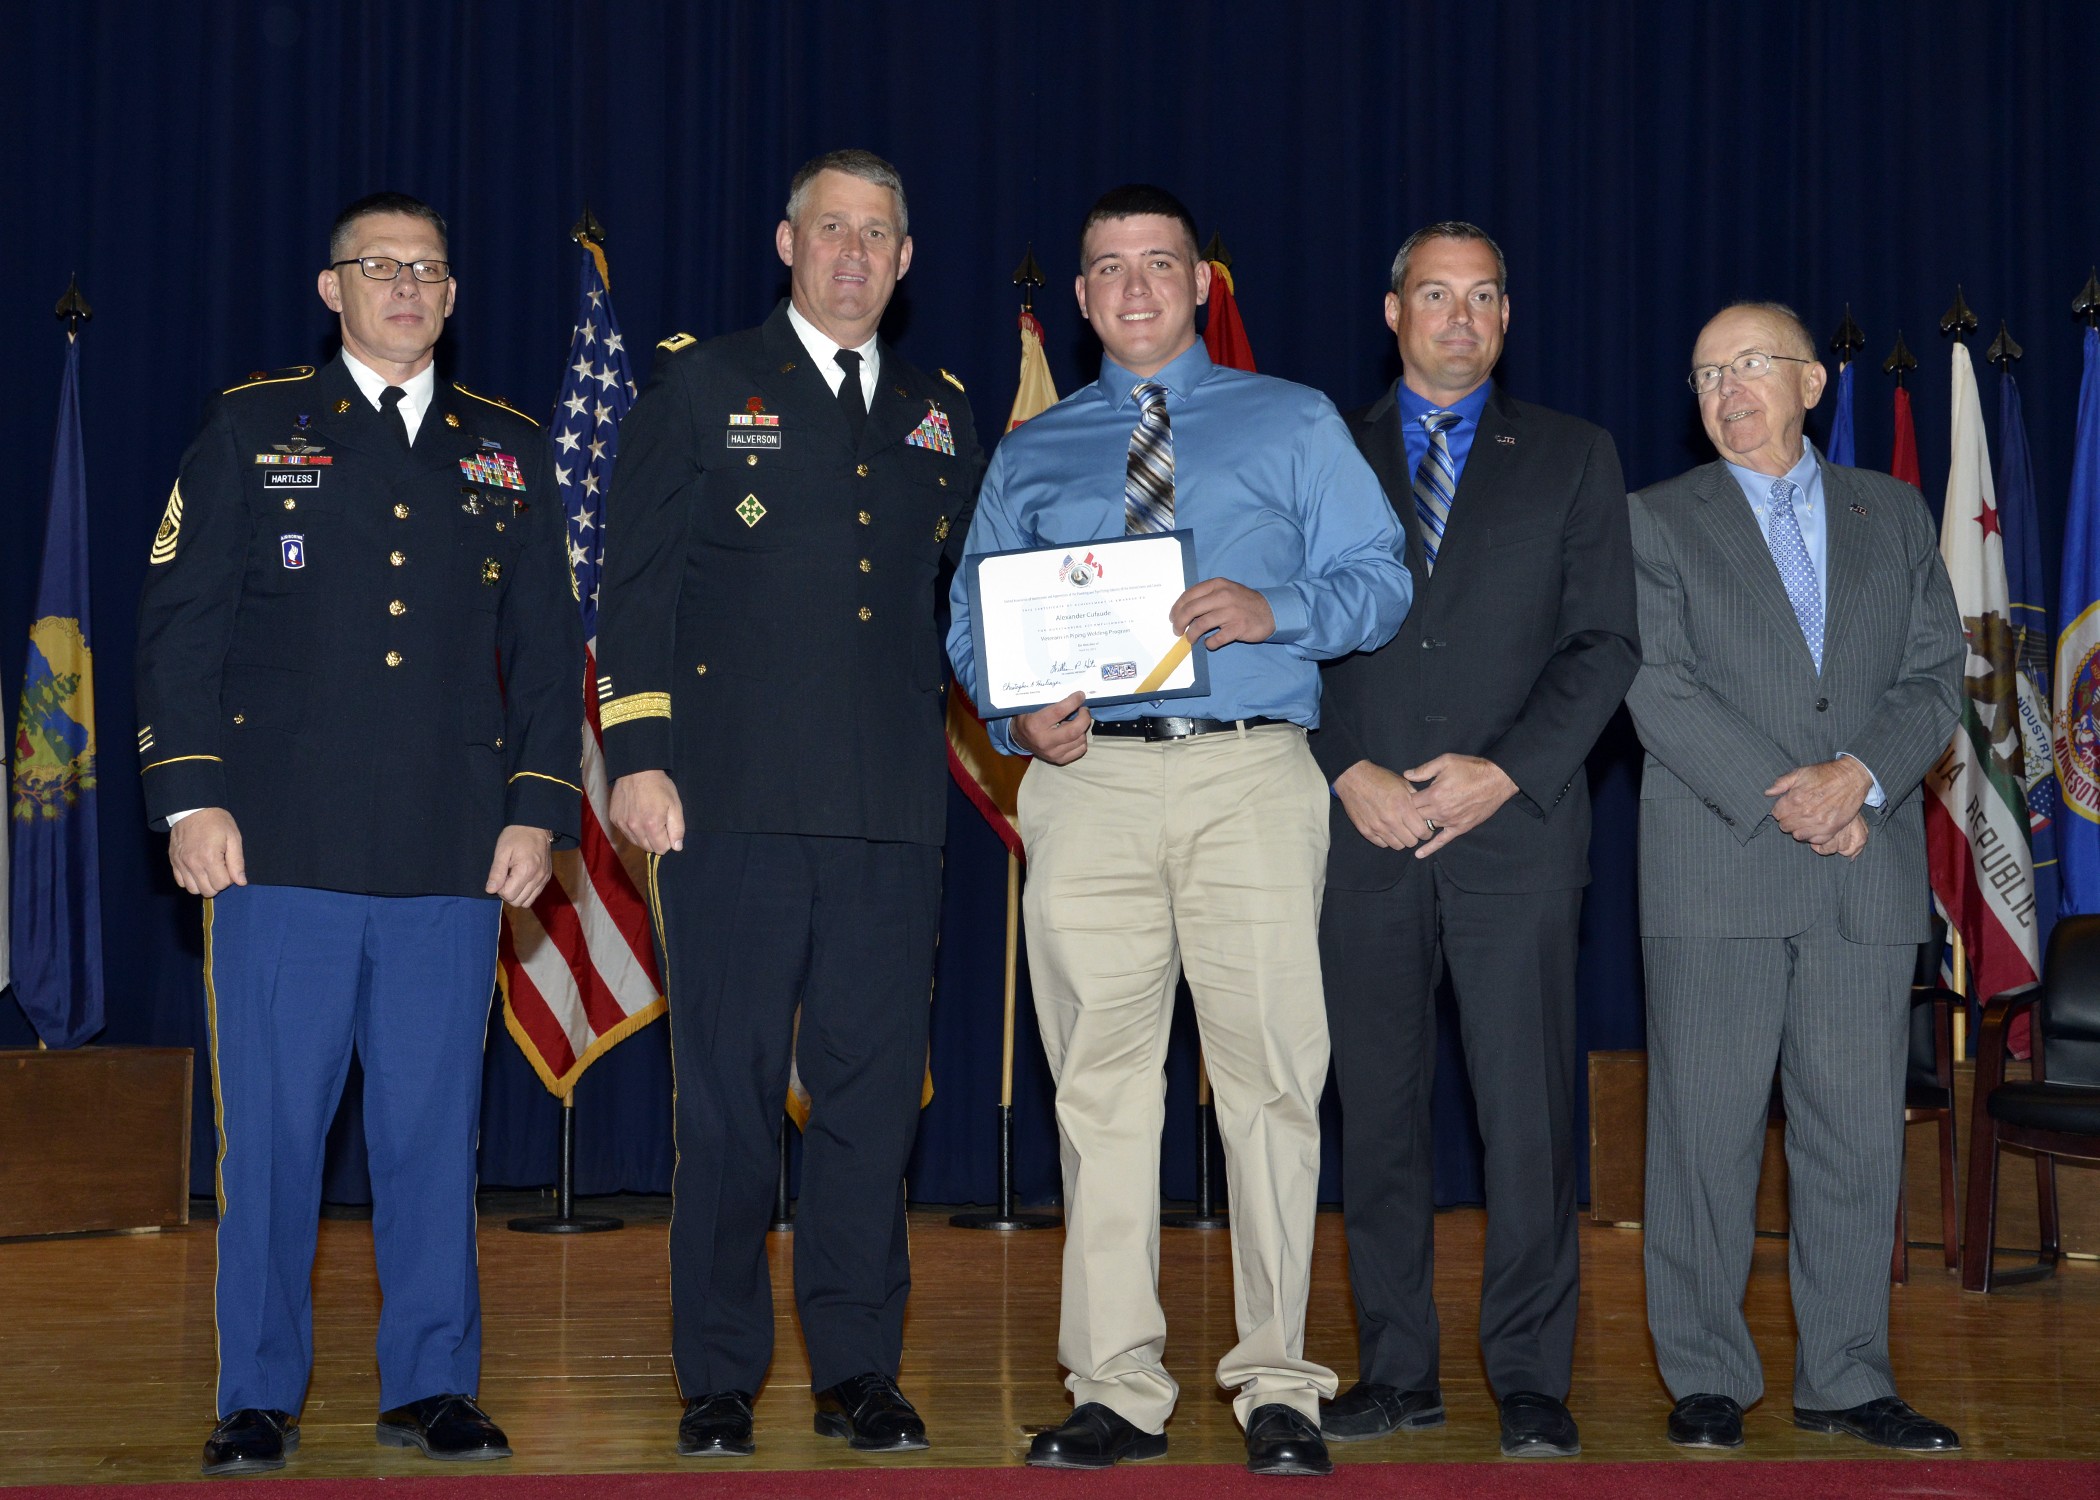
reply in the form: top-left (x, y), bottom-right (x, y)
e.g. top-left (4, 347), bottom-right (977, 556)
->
top-left (964, 530), bottom-right (1210, 718)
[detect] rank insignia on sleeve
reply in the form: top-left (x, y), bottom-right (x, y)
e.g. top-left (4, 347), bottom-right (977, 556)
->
top-left (280, 534), bottom-right (306, 570)
top-left (459, 452), bottom-right (527, 490)
top-left (905, 402), bottom-right (958, 456)
top-left (149, 482), bottom-right (183, 565)
top-left (482, 558), bottom-right (503, 585)
top-left (736, 494), bottom-right (766, 527)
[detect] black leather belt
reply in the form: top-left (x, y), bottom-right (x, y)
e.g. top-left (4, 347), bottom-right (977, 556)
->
top-left (1090, 715), bottom-right (1292, 742)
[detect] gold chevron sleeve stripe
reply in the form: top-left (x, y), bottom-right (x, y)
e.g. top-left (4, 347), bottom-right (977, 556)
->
top-left (600, 691), bottom-right (672, 728)
top-left (509, 770), bottom-right (584, 794)
top-left (140, 753), bottom-right (224, 772)
top-left (149, 482), bottom-right (184, 565)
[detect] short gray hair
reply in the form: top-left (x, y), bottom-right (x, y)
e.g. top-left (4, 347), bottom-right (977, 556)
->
top-left (1714, 300), bottom-right (1818, 359)
top-left (1389, 221), bottom-right (1506, 295)
top-left (785, 149), bottom-right (909, 238)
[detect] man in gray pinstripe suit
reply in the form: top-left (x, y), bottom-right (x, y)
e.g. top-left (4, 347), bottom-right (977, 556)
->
top-left (1626, 302), bottom-right (1964, 1453)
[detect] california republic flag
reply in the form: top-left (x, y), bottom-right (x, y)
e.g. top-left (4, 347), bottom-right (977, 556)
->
top-left (1925, 341), bottom-right (2040, 1002)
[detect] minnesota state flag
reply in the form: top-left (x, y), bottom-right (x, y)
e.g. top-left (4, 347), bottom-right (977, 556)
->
top-left (9, 331), bottom-right (104, 1047)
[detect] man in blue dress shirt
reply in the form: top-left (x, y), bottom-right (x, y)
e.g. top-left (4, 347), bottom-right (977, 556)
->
top-left (947, 184), bottom-right (1411, 1477)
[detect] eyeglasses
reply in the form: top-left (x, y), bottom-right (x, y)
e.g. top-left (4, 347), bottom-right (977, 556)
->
top-left (1688, 351), bottom-right (1812, 394)
top-left (329, 256), bottom-right (452, 284)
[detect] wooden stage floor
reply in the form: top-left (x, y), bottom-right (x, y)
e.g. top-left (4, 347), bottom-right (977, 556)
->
top-left (2, 1198), bottom-right (2095, 1484)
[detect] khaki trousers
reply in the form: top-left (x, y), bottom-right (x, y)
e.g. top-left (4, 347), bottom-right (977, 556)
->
top-left (1017, 723), bottom-right (1338, 1431)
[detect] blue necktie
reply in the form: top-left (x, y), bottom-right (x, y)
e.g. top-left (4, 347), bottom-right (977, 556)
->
top-left (1412, 411), bottom-right (1460, 573)
top-left (1124, 381), bottom-right (1174, 534)
top-left (1767, 478), bottom-right (1823, 670)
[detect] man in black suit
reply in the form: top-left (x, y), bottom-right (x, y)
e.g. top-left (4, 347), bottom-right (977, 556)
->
top-left (597, 149), bottom-right (982, 1459)
top-left (1311, 223), bottom-right (1638, 1458)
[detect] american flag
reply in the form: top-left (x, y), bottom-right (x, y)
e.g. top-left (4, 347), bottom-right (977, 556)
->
top-left (497, 241), bottom-right (664, 1095)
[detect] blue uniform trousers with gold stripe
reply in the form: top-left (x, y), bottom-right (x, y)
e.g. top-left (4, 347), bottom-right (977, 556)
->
top-left (205, 883), bottom-right (499, 1416)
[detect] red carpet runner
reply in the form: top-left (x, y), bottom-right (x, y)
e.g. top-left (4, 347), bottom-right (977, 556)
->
top-left (17, 1461), bottom-right (2097, 1499)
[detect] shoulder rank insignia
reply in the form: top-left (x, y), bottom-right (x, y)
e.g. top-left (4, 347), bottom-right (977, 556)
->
top-left (658, 332), bottom-right (698, 353)
top-left (453, 382), bottom-right (541, 428)
top-left (939, 368), bottom-right (966, 393)
top-left (222, 364), bottom-right (316, 395)
top-left (149, 482), bottom-right (183, 565)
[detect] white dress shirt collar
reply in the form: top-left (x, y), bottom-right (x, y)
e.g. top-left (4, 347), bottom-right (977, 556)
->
top-left (342, 353), bottom-right (438, 444)
top-left (786, 301), bottom-right (880, 404)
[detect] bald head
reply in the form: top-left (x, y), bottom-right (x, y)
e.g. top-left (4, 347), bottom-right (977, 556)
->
top-left (1691, 303), bottom-right (1828, 476)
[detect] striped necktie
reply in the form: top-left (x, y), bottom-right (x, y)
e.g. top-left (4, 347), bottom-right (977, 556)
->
top-left (1766, 477), bottom-right (1824, 670)
top-left (1124, 381), bottom-right (1174, 534)
top-left (1412, 410), bottom-right (1460, 573)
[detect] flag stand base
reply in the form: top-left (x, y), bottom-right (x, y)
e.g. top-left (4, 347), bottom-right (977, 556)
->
top-left (1162, 1101), bottom-right (1228, 1230)
top-left (951, 1106), bottom-right (1059, 1230)
top-left (508, 1094), bottom-right (622, 1234)
top-left (770, 1119), bottom-right (796, 1232)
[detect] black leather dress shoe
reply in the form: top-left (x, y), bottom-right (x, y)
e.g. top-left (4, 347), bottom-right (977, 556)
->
top-left (201, 1408), bottom-right (298, 1476)
top-left (1793, 1397), bottom-right (1960, 1451)
top-left (1026, 1402), bottom-right (1169, 1469)
top-left (1668, 1393), bottom-right (1745, 1448)
top-left (1498, 1391), bottom-right (1580, 1457)
top-left (374, 1393), bottom-right (512, 1460)
top-left (1321, 1381), bottom-right (1445, 1441)
top-left (813, 1373), bottom-right (929, 1452)
top-left (1245, 1403), bottom-right (1333, 1476)
top-left (678, 1390), bottom-right (755, 1457)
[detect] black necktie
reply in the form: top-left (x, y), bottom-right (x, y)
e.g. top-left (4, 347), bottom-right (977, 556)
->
top-left (379, 384), bottom-right (413, 452)
top-left (835, 349), bottom-right (868, 446)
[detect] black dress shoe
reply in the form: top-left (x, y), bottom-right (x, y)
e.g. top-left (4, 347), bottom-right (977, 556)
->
top-left (1245, 1403), bottom-right (1333, 1476)
top-left (813, 1372), bottom-right (929, 1452)
top-left (1668, 1393), bottom-right (1745, 1448)
top-left (1321, 1381), bottom-right (1445, 1441)
top-left (201, 1408), bottom-right (298, 1476)
top-left (1498, 1391), bottom-right (1580, 1457)
top-left (375, 1393), bottom-right (512, 1460)
top-left (1793, 1397), bottom-right (1960, 1451)
top-left (678, 1390), bottom-right (755, 1457)
top-left (1026, 1402), bottom-right (1169, 1469)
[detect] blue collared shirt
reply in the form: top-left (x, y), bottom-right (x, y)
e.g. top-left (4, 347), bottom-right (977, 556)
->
top-left (1722, 441), bottom-right (1882, 805)
top-left (1396, 378), bottom-right (1493, 493)
top-left (947, 342), bottom-right (1411, 753)
top-left (1723, 441), bottom-right (1827, 618)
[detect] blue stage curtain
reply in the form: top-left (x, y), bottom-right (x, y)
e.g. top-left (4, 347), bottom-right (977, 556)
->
top-left (4, 1), bottom-right (2098, 1209)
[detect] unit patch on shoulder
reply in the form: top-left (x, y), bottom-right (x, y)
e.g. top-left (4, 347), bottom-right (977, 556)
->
top-left (149, 482), bottom-right (183, 565)
top-left (453, 382), bottom-right (541, 428)
top-left (940, 368), bottom-right (966, 393)
top-left (658, 332), bottom-right (698, 353)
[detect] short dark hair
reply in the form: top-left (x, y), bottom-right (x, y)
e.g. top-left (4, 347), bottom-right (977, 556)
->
top-left (785, 149), bottom-right (909, 237)
top-left (1079, 184), bottom-right (1201, 268)
top-left (1389, 221), bottom-right (1507, 295)
top-left (329, 192), bottom-right (448, 265)
top-left (1715, 300), bottom-right (1818, 359)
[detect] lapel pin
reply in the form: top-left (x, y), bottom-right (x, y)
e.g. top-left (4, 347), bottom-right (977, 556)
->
top-left (1496, 434), bottom-right (1516, 445)
top-left (1851, 502), bottom-right (1868, 516)
top-left (780, 361), bottom-right (797, 374)
top-left (334, 398), bottom-right (352, 413)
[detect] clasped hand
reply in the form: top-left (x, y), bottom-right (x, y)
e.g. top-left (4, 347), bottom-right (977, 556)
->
top-left (1765, 758), bottom-right (1873, 859)
top-left (1335, 754), bottom-right (1517, 859)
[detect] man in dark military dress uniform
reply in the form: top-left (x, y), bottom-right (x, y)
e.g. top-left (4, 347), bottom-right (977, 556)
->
top-left (597, 149), bottom-right (982, 1458)
top-left (135, 193), bottom-right (582, 1477)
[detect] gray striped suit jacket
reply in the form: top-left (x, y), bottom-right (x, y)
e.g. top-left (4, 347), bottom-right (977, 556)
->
top-left (1625, 459), bottom-right (1962, 943)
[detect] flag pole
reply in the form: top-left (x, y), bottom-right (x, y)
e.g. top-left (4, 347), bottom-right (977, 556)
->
top-left (507, 208), bottom-right (629, 1236)
top-left (951, 850), bottom-right (1058, 1229)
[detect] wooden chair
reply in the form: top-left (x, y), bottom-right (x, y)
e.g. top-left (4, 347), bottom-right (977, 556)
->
top-left (1961, 914), bottom-right (2100, 1292)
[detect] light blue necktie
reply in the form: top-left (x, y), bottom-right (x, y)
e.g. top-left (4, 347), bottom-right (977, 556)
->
top-left (1412, 411), bottom-right (1460, 573)
top-left (1766, 478), bottom-right (1823, 670)
top-left (1124, 382), bottom-right (1174, 534)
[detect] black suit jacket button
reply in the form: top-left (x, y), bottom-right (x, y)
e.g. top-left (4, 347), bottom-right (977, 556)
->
top-left (1815, 697), bottom-right (1829, 711)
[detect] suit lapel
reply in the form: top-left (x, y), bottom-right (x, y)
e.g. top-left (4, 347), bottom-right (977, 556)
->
top-left (761, 306), bottom-right (855, 448)
top-left (1819, 460), bottom-right (1873, 659)
top-left (303, 357), bottom-right (401, 467)
top-left (1355, 387), bottom-right (1428, 583)
top-left (1435, 388), bottom-right (1520, 573)
top-left (864, 351), bottom-right (928, 458)
top-left (1692, 462), bottom-right (1820, 675)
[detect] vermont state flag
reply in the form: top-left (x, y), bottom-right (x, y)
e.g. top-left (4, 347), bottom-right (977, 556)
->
top-left (9, 332), bottom-right (104, 1046)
